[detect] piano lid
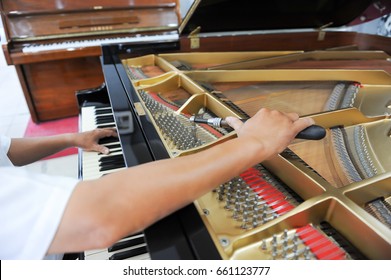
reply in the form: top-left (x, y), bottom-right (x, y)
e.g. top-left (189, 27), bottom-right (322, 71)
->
top-left (179, 0), bottom-right (391, 35)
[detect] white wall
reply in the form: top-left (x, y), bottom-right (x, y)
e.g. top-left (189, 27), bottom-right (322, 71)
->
top-left (180, 0), bottom-right (194, 18)
top-left (0, 19), bottom-right (5, 44)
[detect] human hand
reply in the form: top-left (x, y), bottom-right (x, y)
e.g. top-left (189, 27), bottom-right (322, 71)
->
top-left (74, 128), bottom-right (118, 155)
top-left (225, 108), bottom-right (314, 159)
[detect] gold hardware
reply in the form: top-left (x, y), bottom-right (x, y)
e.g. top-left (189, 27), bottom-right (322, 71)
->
top-left (188, 26), bottom-right (201, 49)
top-left (134, 102), bottom-right (146, 116)
top-left (318, 22), bottom-right (333, 41)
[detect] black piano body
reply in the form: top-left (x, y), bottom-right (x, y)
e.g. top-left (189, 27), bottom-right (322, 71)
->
top-left (77, 0), bottom-right (391, 260)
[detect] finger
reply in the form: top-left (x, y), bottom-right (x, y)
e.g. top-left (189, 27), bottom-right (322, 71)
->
top-left (293, 117), bottom-right (315, 132)
top-left (283, 112), bottom-right (300, 122)
top-left (225, 116), bottom-right (244, 130)
top-left (98, 128), bottom-right (118, 138)
top-left (104, 128), bottom-right (118, 136)
top-left (95, 144), bottom-right (110, 155)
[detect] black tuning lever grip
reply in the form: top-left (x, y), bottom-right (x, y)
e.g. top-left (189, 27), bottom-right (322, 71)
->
top-left (189, 116), bottom-right (326, 140)
top-left (295, 124), bottom-right (326, 140)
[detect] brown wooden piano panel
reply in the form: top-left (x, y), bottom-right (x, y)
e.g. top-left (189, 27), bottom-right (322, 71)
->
top-left (6, 8), bottom-right (178, 41)
top-left (1, 0), bottom-right (177, 14)
top-left (19, 56), bottom-right (104, 122)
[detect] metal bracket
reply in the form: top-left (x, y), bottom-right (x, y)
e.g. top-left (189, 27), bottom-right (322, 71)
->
top-left (317, 22), bottom-right (333, 41)
top-left (188, 26), bottom-right (201, 49)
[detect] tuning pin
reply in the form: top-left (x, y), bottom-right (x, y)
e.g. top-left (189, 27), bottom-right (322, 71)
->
top-left (260, 240), bottom-right (267, 251)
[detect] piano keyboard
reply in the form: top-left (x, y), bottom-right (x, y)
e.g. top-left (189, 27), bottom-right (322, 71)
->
top-left (80, 104), bottom-right (151, 260)
top-left (22, 33), bottom-right (179, 53)
top-left (84, 232), bottom-right (150, 260)
top-left (81, 105), bottom-right (127, 180)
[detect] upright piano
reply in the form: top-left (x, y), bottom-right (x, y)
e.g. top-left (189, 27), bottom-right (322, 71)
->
top-left (77, 0), bottom-right (391, 260)
top-left (0, 0), bottom-right (180, 123)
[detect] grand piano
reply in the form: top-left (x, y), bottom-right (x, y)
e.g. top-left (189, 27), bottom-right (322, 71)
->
top-left (76, 0), bottom-right (391, 260)
top-left (7, 0), bottom-right (391, 259)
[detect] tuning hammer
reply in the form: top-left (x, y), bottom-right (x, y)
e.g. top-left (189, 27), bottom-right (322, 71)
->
top-left (189, 116), bottom-right (326, 140)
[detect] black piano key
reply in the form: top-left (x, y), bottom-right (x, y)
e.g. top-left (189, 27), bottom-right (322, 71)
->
top-left (95, 117), bottom-right (114, 125)
top-left (95, 108), bottom-right (113, 115)
top-left (99, 158), bottom-right (125, 166)
top-left (99, 158), bottom-right (125, 165)
top-left (109, 246), bottom-right (148, 260)
top-left (99, 162), bottom-right (126, 171)
top-left (108, 236), bottom-right (146, 252)
top-left (99, 154), bottom-right (125, 163)
top-left (99, 162), bottom-right (125, 169)
top-left (106, 143), bottom-right (121, 149)
top-left (98, 136), bottom-right (118, 145)
top-left (97, 124), bottom-right (116, 129)
top-left (96, 115), bottom-right (114, 124)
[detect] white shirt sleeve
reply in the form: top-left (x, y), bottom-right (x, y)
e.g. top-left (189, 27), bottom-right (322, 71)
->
top-left (0, 135), bottom-right (13, 167)
top-left (0, 167), bottom-right (78, 259)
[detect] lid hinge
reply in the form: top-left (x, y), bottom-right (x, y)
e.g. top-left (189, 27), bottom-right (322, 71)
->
top-left (188, 26), bottom-right (201, 49)
top-left (317, 22), bottom-right (333, 41)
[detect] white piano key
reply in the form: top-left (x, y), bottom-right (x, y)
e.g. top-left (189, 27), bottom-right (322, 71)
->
top-left (84, 234), bottom-right (151, 260)
top-left (23, 33), bottom-right (179, 53)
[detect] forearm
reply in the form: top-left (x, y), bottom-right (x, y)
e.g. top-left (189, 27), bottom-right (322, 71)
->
top-left (107, 137), bottom-right (263, 224)
top-left (8, 134), bottom-right (76, 166)
top-left (48, 109), bottom-right (314, 254)
top-left (49, 137), bottom-right (264, 253)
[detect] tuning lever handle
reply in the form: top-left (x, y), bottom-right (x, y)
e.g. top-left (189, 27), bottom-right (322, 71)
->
top-left (294, 124), bottom-right (326, 140)
top-left (189, 116), bottom-right (326, 140)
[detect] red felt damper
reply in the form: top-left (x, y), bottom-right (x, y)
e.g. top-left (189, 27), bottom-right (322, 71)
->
top-left (240, 167), bottom-right (295, 215)
top-left (296, 225), bottom-right (346, 260)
